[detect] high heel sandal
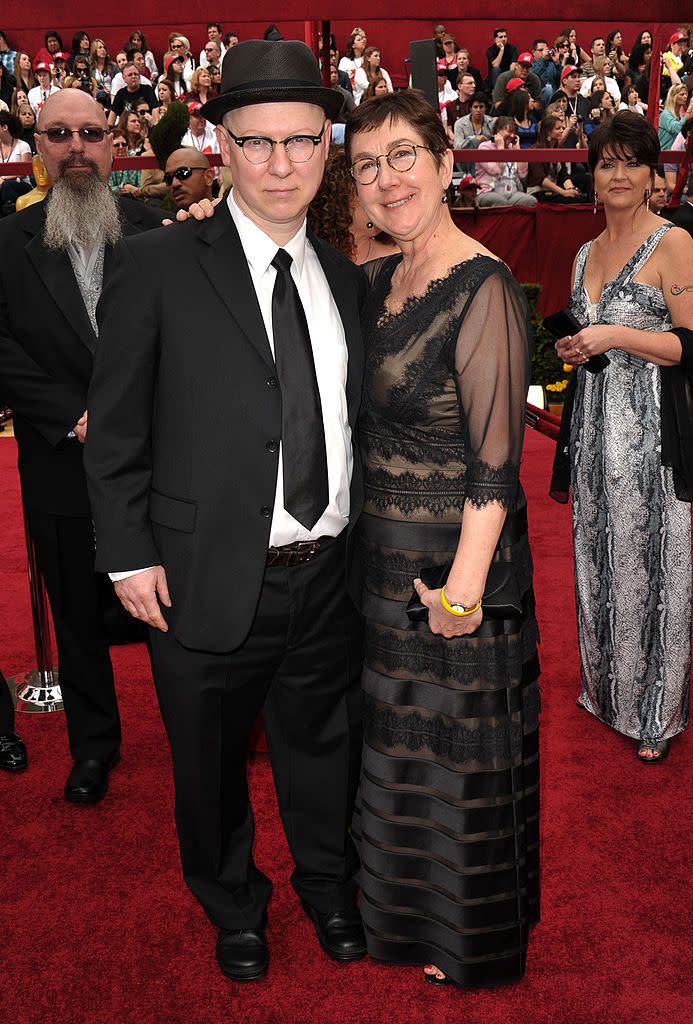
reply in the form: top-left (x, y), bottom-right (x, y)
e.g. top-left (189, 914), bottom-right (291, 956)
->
top-left (637, 738), bottom-right (670, 764)
top-left (423, 965), bottom-right (452, 986)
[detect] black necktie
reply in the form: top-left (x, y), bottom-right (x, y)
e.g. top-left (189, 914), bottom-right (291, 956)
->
top-left (270, 248), bottom-right (329, 530)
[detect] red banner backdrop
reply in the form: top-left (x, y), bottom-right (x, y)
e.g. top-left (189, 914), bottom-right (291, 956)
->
top-left (0, 6), bottom-right (684, 88)
top-left (453, 204), bottom-right (607, 315)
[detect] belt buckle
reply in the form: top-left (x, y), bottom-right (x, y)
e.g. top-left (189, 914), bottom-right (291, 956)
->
top-left (294, 540), bottom-right (320, 564)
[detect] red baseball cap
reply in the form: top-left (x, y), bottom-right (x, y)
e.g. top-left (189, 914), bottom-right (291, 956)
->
top-left (670, 31), bottom-right (688, 46)
top-left (52, 51), bottom-right (70, 61)
top-left (506, 77), bottom-right (526, 92)
top-left (164, 53), bottom-right (183, 74)
top-left (518, 51), bottom-right (533, 65)
top-left (187, 101), bottom-right (203, 115)
top-left (33, 61), bottom-right (52, 72)
top-left (561, 64), bottom-right (580, 81)
top-left (458, 174), bottom-right (480, 191)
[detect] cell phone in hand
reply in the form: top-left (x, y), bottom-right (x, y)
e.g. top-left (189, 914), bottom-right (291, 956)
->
top-left (542, 310), bottom-right (610, 373)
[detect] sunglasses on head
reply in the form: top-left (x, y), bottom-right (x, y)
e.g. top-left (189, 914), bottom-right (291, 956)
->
top-left (163, 165), bottom-right (206, 185)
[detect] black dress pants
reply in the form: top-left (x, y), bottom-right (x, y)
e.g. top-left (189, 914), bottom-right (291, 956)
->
top-left (24, 509), bottom-right (120, 762)
top-left (148, 534), bottom-right (363, 931)
top-left (0, 669), bottom-right (15, 735)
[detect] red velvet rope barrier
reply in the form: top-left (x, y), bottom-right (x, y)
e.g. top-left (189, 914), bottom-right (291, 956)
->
top-left (525, 403), bottom-right (561, 442)
top-left (1, 149), bottom-right (686, 178)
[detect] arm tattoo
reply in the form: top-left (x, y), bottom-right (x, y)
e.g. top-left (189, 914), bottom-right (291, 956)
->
top-left (670, 284), bottom-right (693, 295)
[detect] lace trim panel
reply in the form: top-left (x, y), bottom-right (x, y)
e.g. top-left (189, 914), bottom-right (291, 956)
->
top-left (363, 696), bottom-right (522, 763)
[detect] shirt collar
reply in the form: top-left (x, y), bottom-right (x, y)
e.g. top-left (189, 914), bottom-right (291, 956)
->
top-left (226, 188), bottom-right (307, 278)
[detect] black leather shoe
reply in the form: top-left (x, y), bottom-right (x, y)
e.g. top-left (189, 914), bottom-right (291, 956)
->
top-left (216, 920), bottom-right (269, 981)
top-left (0, 732), bottom-right (28, 772)
top-left (64, 751), bottom-right (121, 804)
top-left (301, 902), bottom-right (367, 962)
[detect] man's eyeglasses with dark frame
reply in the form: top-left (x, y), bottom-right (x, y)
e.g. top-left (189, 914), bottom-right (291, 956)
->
top-left (226, 124), bottom-right (326, 164)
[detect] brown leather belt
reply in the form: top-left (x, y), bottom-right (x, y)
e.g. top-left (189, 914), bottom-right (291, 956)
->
top-left (266, 539), bottom-right (326, 567)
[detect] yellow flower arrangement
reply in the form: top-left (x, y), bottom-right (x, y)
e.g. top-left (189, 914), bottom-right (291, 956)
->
top-left (546, 379), bottom-right (569, 395)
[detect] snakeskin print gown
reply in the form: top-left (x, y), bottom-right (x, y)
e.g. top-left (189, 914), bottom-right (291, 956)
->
top-left (352, 254), bottom-right (541, 988)
top-left (569, 223), bottom-right (691, 745)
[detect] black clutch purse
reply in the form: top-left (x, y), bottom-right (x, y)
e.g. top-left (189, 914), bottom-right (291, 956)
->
top-left (542, 309), bottom-right (609, 374)
top-left (405, 560), bottom-right (522, 623)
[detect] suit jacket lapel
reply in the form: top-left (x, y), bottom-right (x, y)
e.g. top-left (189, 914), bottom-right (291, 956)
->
top-left (309, 231), bottom-right (365, 427)
top-left (102, 202), bottom-right (146, 281)
top-left (195, 203), bottom-right (274, 369)
top-left (23, 205), bottom-right (97, 354)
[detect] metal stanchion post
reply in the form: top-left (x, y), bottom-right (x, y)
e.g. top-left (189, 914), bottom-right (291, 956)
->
top-left (9, 510), bottom-right (63, 713)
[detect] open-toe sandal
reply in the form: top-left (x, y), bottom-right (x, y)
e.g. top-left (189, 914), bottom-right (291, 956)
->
top-left (637, 738), bottom-right (670, 763)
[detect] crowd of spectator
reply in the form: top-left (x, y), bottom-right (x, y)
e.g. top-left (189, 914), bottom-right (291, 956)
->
top-left (0, 21), bottom-right (691, 214)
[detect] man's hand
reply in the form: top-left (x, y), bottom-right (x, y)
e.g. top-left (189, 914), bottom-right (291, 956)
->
top-left (73, 410), bottom-right (88, 443)
top-left (114, 566), bottom-right (171, 632)
top-left (162, 197), bottom-right (220, 226)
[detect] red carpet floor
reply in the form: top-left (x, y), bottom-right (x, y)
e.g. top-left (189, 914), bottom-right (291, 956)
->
top-left (1, 432), bottom-right (691, 1024)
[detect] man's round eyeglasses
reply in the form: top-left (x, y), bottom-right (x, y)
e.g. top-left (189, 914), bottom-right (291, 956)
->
top-left (227, 124), bottom-right (326, 164)
top-left (350, 143), bottom-right (432, 185)
top-left (37, 126), bottom-right (107, 144)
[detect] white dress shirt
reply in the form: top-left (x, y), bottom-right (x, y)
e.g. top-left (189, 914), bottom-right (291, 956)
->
top-left (110, 188), bottom-right (352, 580)
top-left (227, 189), bottom-right (352, 546)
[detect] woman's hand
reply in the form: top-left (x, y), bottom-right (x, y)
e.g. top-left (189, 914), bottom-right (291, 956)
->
top-left (413, 579), bottom-right (483, 638)
top-left (555, 325), bottom-right (613, 365)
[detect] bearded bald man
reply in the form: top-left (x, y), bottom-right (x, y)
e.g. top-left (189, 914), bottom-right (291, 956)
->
top-left (0, 89), bottom-right (165, 802)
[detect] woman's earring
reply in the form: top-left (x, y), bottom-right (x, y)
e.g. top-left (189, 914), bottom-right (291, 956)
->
top-left (441, 189), bottom-right (449, 204)
top-left (644, 188), bottom-right (651, 212)
top-left (366, 221), bottom-right (374, 229)
top-left (593, 191), bottom-right (598, 215)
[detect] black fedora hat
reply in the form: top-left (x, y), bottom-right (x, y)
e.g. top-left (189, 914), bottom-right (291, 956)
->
top-left (199, 39), bottom-right (342, 124)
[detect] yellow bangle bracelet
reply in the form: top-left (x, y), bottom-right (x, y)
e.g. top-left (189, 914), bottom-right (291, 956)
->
top-left (440, 586), bottom-right (482, 617)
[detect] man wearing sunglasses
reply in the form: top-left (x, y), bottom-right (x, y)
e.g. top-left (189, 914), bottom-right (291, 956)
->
top-left (164, 147), bottom-right (214, 211)
top-left (86, 40), bottom-right (367, 982)
top-left (0, 89), bottom-right (165, 803)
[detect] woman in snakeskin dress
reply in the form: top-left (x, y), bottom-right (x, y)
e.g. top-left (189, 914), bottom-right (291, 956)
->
top-left (345, 91), bottom-right (540, 988)
top-left (555, 111), bottom-right (693, 763)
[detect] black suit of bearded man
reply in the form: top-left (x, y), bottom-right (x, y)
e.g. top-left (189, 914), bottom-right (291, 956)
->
top-left (0, 197), bottom-right (165, 767)
top-left (85, 201), bottom-right (367, 931)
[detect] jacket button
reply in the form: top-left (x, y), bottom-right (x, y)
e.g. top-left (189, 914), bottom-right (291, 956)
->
top-left (260, 505), bottom-right (272, 518)
top-left (267, 376), bottom-right (278, 389)
top-left (265, 439), bottom-right (279, 453)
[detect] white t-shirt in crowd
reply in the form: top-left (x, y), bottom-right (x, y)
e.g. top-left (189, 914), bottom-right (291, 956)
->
top-left (0, 138), bottom-right (32, 182)
top-left (579, 74), bottom-right (621, 104)
top-left (353, 66), bottom-right (393, 105)
top-left (27, 83), bottom-right (60, 117)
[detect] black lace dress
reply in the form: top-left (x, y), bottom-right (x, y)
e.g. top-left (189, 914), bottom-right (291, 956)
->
top-left (352, 254), bottom-right (541, 988)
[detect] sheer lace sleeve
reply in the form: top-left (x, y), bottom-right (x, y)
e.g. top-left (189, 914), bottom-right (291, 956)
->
top-left (453, 265), bottom-right (531, 508)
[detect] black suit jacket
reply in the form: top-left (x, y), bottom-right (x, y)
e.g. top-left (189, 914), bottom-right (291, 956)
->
top-left (85, 202), bottom-right (367, 653)
top-left (0, 197), bottom-right (165, 516)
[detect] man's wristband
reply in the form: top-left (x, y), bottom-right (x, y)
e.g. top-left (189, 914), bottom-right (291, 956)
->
top-left (440, 586), bottom-right (482, 617)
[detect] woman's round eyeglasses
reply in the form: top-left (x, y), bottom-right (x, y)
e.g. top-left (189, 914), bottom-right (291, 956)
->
top-left (227, 124), bottom-right (325, 164)
top-left (350, 143), bottom-right (432, 185)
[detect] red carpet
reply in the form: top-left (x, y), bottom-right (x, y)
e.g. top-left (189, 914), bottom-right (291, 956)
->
top-left (1, 432), bottom-right (690, 1024)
